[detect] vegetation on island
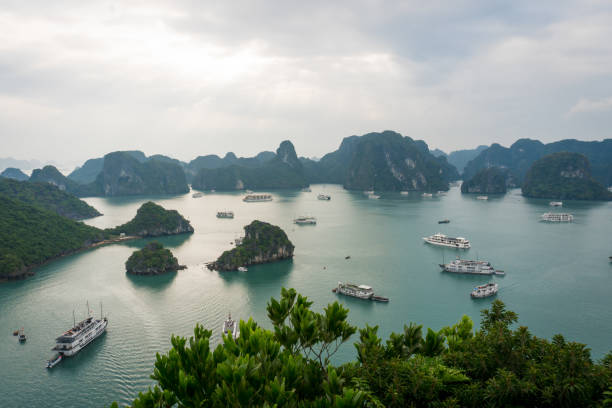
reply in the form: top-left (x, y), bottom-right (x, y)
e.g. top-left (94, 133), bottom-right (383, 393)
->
top-left (192, 141), bottom-right (308, 190)
top-left (0, 195), bottom-right (106, 280)
top-left (0, 167), bottom-right (29, 181)
top-left (208, 220), bottom-right (294, 271)
top-left (0, 178), bottom-right (101, 220)
top-left (461, 166), bottom-right (508, 194)
top-left (125, 241), bottom-right (184, 275)
top-left (106, 202), bottom-right (194, 237)
top-left (68, 151), bottom-right (148, 184)
top-left (522, 152), bottom-right (612, 201)
top-left (463, 138), bottom-right (612, 187)
top-left (111, 288), bottom-right (612, 408)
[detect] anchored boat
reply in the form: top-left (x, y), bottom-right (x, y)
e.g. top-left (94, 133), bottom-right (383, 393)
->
top-left (317, 194), bottom-right (331, 200)
top-left (440, 258), bottom-right (505, 275)
top-left (294, 216), bottom-right (316, 225)
top-left (424, 233), bottom-right (470, 249)
top-left (471, 283), bottom-right (499, 298)
top-left (243, 194), bottom-right (272, 202)
top-left (222, 312), bottom-right (240, 340)
top-left (216, 211), bottom-right (234, 219)
top-left (51, 303), bottom-right (107, 358)
top-left (541, 212), bottom-right (573, 222)
top-left (332, 282), bottom-right (389, 302)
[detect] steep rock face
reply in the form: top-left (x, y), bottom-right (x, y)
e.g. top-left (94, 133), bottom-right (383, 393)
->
top-left (68, 151), bottom-right (150, 184)
top-left (30, 165), bottom-right (78, 192)
top-left (1, 167), bottom-right (29, 181)
top-left (522, 152), bottom-right (611, 201)
top-left (0, 178), bottom-right (101, 220)
top-left (446, 145), bottom-right (488, 175)
top-left (107, 201), bottom-right (194, 237)
top-left (191, 141), bottom-right (307, 190)
top-left (125, 241), bottom-right (184, 275)
top-left (463, 139), bottom-right (612, 187)
top-left (302, 136), bottom-right (359, 184)
top-left (95, 152), bottom-right (189, 196)
top-left (208, 220), bottom-right (294, 271)
top-left (461, 167), bottom-right (507, 194)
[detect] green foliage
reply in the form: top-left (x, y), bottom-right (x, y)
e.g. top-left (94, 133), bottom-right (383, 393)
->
top-left (114, 291), bottom-right (612, 408)
top-left (0, 195), bottom-right (106, 279)
top-left (0, 178), bottom-right (101, 220)
top-left (211, 220), bottom-right (294, 271)
top-left (460, 166), bottom-right (507, 194)
top-left (125, 241), bottom-right (181, 274)
top-left (106, 202), bottom-right (193, 237)
top-left (522, 152), bottom-right (611, 200)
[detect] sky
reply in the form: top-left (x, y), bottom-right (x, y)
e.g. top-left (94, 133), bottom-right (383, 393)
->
top-left (1, 0), bottom-right (612, 168)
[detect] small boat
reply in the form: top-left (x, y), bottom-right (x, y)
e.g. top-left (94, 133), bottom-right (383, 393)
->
top-left (422, 193), bottom-right (433, 198)
top-left (438, 219), bottom-right (450, 224)
top-left (13, 329), bottom-right (18, 336)
top-left (333, 282), bottom-right (389, 302)
top-left (294, 216), bottom-right (316, 225)
top-left (400, 191), bottom-right (409, 196)
top-left (238, 266), bottom-right (248, 272)
top-left (46, 354), bottom-right (63, 369)
top-left (210, 189), bottom-right (216, 193)
top-left (476, 195), bottom-right (488, 200)
top-left (192, 192), bottom-right (204, 198)
top-left (18, 328), bottom-right (26, 342)
top-left (302, 187), bottom-right (312, 192)
top-left (216, 211), bottom-right (234, 219)
top-left (317, 194), bottom-right (331, 201)
top-left (345, 255), bottom-right (351, 260)
top-left (549, 201), bottom-right (563, 207)
top-left (363, 190), bottom-right (374, 195)
top-left (368, 194), bottom-right (380, 199)
top-left (222, 312), bottom-right (240, 340)
top-left (471, 283), bottom-right (499, 298)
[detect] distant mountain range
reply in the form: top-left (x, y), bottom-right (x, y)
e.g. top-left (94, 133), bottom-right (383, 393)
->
top-left (0, 168), bottom-right (29, 181)
top-left (463, 139), bottom-right (612, 188)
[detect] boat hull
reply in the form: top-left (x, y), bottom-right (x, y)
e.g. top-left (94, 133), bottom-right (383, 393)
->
top-left (424, 238), bottom-right (470, 249)
top-left (53, 319), bottom-right (107, 357)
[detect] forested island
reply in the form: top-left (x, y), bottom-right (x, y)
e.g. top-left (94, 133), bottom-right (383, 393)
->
top-left (125, 241), bottom-right (184, 275)
top-left (111, 288), bottom-right (612, 408)
top-left (107, 201), bottom-right (194, 237)
top-left (461, 167), bottom-right (507, 194)
top-left (208, 220), bottom-right (294, 271)
top-left (522, 152), bottom-right (612, 201)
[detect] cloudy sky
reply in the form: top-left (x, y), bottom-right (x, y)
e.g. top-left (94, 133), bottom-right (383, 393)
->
top-left (1, 0), bottom-right (611, 168)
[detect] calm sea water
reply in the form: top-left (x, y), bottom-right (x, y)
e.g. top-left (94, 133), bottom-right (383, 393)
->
top-left (1, 185), bottom-right (611, 407)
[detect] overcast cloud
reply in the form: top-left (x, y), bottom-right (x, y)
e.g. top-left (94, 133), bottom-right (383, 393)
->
top-left (1, 0), bottom-right (611, 168)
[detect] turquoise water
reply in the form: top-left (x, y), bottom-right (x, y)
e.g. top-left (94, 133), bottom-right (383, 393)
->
top-left (1, 185), bottom-right (611, 407)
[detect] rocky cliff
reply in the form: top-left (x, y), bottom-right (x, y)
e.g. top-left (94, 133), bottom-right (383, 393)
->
top-left (107, 202), bottom-right (194, 237)
top-left (125, 241), bottom-right (185, 275)
top-left (522, 152), bottom-right (611, 201)
top-left (461, 167), bottom-right (508, 194)
top-left (208, 220), bottom-right (294, 271)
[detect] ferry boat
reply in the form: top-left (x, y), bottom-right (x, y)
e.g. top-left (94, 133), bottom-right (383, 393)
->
top-left (476, 195), bottom-right (488, 200)
top-left (423, 233), bottom-right (470, 249)
top-left (237, 266), bottom-right (248, 272)
top-left (368, 194), bottom-right (380, 199)
top-left (192, 192), bottom-right (204, 198)
top-left (332, 282), bottom-right (389, 302)
top-left (541, 212), bottom-right (573, 222)
top-left (51, 304), bottom-right (108, 357)
top-left (549, 201), bottom-right (563, 207)
top-left (46, 354), bottom-right (62, 369)
top-left (422, 193), bottom-right (433, 198)
top-left (400, 191), bottom-right (409, 196)
top-left (440, 258), bottom-right (505, 275)
top-left (317, 194), bottom-right (331, 200)
top-left (243, 193), bottom-right (272, 202)
top-left (222, 312), bottom-right (239, 340)
top-left (294, 216), bottom-right (317, 225)
top-left (471, 283), bottom-right (499, 298)
top-left (302, 187), bottom-right (312, 192)
top-left (438, 219), bottom-right (450, 224)
top-left (216, 211), bottom-right (234, 219)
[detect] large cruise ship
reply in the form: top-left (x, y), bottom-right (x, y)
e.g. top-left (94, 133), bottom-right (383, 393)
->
top-left (243, 193), bottom-right (272, 202)
top-left (440, 258), bottom-right (505, 275)
top-left (332, 282), bottom-right (389, 302)
top-left (541, 212), bottom-right (573, 222)
top-left (51, 305), bottom-right (108, 358)
top-left (423, 233), bottom-right (470, 249)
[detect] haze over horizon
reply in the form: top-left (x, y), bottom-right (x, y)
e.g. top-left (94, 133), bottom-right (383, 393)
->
top-left (1, 1), bottom-right (612, 168)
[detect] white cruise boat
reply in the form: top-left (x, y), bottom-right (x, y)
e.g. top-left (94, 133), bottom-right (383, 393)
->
top-left (237, 266), bottom-right (248, 272)
top-left (243, 193), bottom-right (272, 202)
top-left (222, 312), bottom-right (239, 340)
top-left (440, 258), bottom-right (504, 275)
top-left (333, 282), bottom-right (389, 302)
top-left (368, 194), bottom-right (380, 199)
top-left (471, 283), bottom-right (498, 298)
top-left (422, 193), bottom-right (433, 198)
top-left (216, 211), bottom-right (234, 219)
top-left (400, 191), bottom-right (409, 196)
top-left (423, 233), bottom-right (470, 249)
top-left (363, 190), bottom-right (374, 195)
top-left (549, 201), bottom-right (563, 207)
top-left (317, 194), bottom-right (331, 200)
top-left (294, 216), bottom-right (316, 225)
top-left (541, 212), bottom-right (573, 222)
top-left (476, 195), bottom-right (488, 200)
top-left (52, 304), bottom-right (108, 357)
